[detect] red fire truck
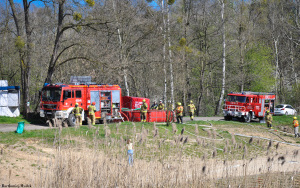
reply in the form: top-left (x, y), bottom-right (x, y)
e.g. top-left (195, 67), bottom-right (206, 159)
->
top-left (40, 76), bottom-right (123, 126)
top-left (223, 92), bottom-right (276, 122)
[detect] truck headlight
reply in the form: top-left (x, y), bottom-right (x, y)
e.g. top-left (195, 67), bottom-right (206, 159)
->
top-left (40, 110), bottom-right (45, 117)
top-left (55, 111), bottom-right (63, 117)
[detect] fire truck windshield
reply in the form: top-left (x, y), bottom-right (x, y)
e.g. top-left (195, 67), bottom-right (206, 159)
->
top-left (42, 88), bottom-right (62, 102)
top-left (227, 95), bottom-right (246, 103)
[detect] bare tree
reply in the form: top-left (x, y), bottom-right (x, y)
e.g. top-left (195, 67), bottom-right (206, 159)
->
top-left (215, 0), bottom-right (226, 115)
top-left (8, 0), bottom-right (33, 117)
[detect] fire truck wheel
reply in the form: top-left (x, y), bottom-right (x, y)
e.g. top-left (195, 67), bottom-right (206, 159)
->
top-left (244, 114), bottom-right (251, 123)
top-left (68, 114), bottom-right (76, 127)
top-left (224, 116), bottom-right (231, 121)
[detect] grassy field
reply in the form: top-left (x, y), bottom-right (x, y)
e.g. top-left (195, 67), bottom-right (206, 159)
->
top-left (0, 115), bottom-right (300, 187)
top-left (0, 116), bottom-right (30, 124)
top-left (0, 113), bottom-right (43, 124)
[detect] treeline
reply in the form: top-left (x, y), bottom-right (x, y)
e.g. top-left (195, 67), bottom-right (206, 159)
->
top-left (0, 0), bottom-right (299, 117)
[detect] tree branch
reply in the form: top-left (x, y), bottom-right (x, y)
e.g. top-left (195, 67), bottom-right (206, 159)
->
top-left (54, 43), bottom-right (82, 64)
top-left (57, 57), bottom-right (94, 67)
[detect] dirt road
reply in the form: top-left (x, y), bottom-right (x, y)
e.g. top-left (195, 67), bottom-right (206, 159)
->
top-left (183, 116), bottom-right (224, 121)
top-left (0, 123), bottom-right (49, 132)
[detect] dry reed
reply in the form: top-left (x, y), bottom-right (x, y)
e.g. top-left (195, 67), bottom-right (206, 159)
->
top-left (172, 123), bottom-right (177, 134)
top-left (13, 121), bottom-right (299, 188)
top-left (195, 124), bottom-right (199, 135)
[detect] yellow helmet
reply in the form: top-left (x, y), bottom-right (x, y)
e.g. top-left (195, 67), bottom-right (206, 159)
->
top-left (190, 100), bottom-right (193, 103)
top-left (178, 102), bottom-right (182, 106)
top-left (75, 103), bottom-right (79, 106)
top-left (142, 99), bottom-right (146, 102)
top-left (266, 110), bottom-right (270, 114)
top-left (294, 116), bottom-right (297, 120)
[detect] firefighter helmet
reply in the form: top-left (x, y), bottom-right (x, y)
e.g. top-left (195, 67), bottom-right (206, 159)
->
top-left (190, 100), bottom-right (193, 103)
top-left (75, 103), bottom-right (79, 106)
top-left (159, 100), bottom-right (162, 102)
top-left (92, 102), bottom-right (96, 105)
top-left (266, 110), bottom-right (270, 114)
top-left (142, 99), bottom-right (146, 102)
top-left (178, 102), bottom-right (182, 106)
top-left (294, 116), bottom-right (297, 120)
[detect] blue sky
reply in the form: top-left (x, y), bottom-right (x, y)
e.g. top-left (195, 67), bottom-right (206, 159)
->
top-left (148, 1), bottom-right (160, 10)
top-left (11, 0), bottom-right (45, 7)
top-left (4, 0), bottom-right (160, 11)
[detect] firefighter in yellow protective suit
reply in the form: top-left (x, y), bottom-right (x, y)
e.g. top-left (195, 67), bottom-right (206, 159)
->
top-left (72, 103), bottom-right (83, 126)
top-left (151, 101), bottom-right (158, 110)
top-left (157, 100), bottom-right (165, 110)
top-left (88, 102), bottom-right (97, 126)
top-left (293, 116), bottom-right (299, 138)
top-left (188, 100), bottom-right (196, 121)
top-left (265, 110), bottom-right (273, 129)
top-left (176, 102), bottom-right (184, 124)
top-left (140, 99), bottom-right (148, 122)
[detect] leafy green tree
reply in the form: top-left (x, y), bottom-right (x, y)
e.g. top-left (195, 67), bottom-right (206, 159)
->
top-left (245, 45), bottom-right (275, 92)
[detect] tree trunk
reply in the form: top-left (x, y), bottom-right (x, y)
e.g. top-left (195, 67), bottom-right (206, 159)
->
top-left (162, 0), bottom-right (167, 103)
top-left (215, 0), bottom-right (226, 115)
top-left (289, 34), bottom-right (298, 84)
top-left (167, 4), bottom-right (174, 109)
top-left (274, 38), bottom-right (279, 97)
top-left (183, 0), bottom-right (191, 115)
top-left (23, 0), bottom-right (32, 117)
top-left (9, 0), bottom-right (32, 117)
top-left (197, 1), bottom-right (208, 116)
top-left (113, 0), bottom-right (130, 96)
top-left (44, 0), bottom-right (65, 84)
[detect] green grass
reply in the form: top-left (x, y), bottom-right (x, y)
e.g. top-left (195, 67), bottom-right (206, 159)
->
top-left (272, 115), bottom-right (299, 126)
top-left (0, 113), bottom-right (45, 124)
top-left (184, 115), bottom-right (300, 127)
top-left (0, 116), bottom-right (30, 124)
top-left (1, 116), bottom-right (295, 161)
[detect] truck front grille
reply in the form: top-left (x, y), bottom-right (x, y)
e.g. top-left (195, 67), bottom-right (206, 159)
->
top-left (43, 104), bottom-right (57, 109)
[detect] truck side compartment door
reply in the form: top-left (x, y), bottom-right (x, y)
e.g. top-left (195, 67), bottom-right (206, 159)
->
top-left (90, 91), bottom-right (101, 118)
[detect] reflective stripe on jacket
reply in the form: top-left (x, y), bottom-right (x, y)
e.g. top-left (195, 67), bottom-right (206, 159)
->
top-left (140, 102), bottom-right (148, 113)
top-left (158, 103), bottom-right (165, 110)
top-left (266, 114), bottom-right (272, 123)
top-left (294, 120), bottom-right (299, 127)
top-left (73, 107), bottom-right (83, 116)
top-left (176, 106), bottom-right (183, 116)
top-left (88, 105), bottom-right (96, 115)
top-left (188, 104), bottom-right (196, 112)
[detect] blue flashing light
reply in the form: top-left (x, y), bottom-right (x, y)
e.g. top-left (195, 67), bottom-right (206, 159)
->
top-left (0, 86), bottom-right (20, 90)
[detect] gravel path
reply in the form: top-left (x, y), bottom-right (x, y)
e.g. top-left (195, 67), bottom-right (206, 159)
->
top-left (183, 116), bottom-right (224, 121)
top-left (0, 123), bottom-right (49, 132)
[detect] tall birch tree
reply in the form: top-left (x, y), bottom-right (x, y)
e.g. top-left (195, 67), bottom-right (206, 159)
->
top-left (215, 0), bottom-right (226, 115)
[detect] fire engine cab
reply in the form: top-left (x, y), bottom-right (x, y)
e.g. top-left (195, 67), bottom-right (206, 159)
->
top-left (223, 92), bottom-right (276, 122)
top-left (40, 76), bottom-right (122, 126)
